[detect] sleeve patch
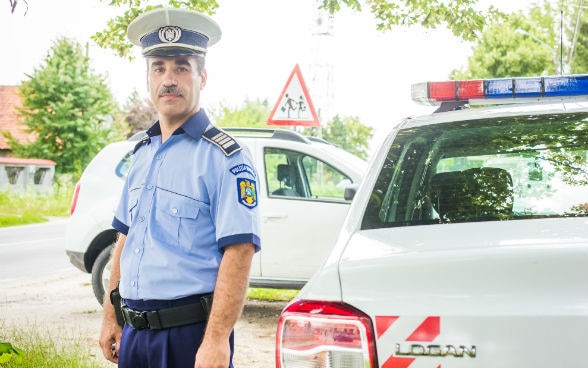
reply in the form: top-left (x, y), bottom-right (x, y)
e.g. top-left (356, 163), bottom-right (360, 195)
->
top-left (230, 164), bottom-right (256, 178)
top-left (237, 178), bottom-right (258, 209)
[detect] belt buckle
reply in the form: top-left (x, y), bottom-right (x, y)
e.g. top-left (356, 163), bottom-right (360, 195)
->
top-left (128, 309), bottom-right (150, 330)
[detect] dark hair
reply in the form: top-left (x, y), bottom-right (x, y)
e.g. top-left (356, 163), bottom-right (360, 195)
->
top-left (145, 54), bottom-right (206, 75)
top-left (195, 55), bottom-right (205, 74)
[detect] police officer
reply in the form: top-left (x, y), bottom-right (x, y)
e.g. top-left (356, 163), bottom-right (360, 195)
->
top-left (98, 7), bottom-right (261, 368)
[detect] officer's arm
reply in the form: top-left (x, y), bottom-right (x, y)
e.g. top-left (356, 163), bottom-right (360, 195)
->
top-left (99, 233), bottom-right (126, 362)
top-left (195, 242), bottom-right (255, 368)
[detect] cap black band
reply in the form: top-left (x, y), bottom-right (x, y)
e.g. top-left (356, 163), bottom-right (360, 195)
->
top-left (141, 26), bottom-right (209, 56)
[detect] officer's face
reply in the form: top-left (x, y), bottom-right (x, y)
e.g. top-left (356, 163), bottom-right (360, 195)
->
top-left (147, 56), bottom-right (207, 124)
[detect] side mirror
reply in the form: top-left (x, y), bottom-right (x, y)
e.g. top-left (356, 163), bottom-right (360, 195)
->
top-left (344, 184), bottom-right (359, 201)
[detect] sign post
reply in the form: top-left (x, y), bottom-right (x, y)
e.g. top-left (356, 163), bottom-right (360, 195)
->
top-left (267, 64), bottom-right (321, 127)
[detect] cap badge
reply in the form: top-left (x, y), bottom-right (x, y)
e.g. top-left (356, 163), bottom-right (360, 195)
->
top-left (158, 26), bottom-right (182, 43)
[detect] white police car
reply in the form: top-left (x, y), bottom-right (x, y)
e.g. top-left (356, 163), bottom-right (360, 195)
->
top-left (65, 128), bottom-right (366, 304)
top-left (275, 75), bottom-right (588, 367)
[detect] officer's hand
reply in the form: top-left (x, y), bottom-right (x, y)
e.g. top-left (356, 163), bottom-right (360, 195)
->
top-left (194, 338), bottom-right (230, 368)
top-left (99, 312), bottom-right (122, 363)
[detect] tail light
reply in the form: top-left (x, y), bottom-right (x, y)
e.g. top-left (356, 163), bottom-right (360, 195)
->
top-left (276, 300), bottom-right (378, 368)
top-left (69, 182), bottom-right (81, 215)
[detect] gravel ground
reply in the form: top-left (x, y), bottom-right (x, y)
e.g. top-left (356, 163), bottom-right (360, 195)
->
top-left (0, 268), bottom-right (288, 367)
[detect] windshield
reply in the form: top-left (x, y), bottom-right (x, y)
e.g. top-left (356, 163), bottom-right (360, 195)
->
top-left (362, 112), bottom-right (588, 229)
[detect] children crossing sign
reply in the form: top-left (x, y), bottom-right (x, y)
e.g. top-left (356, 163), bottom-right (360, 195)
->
top-left (267, 64), bottom-right (320, 127)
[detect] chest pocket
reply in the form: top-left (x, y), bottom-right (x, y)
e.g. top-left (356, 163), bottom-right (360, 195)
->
top-left (154, 190), bottom-right (201, 252)
top-left (127, 187), bottom-right (141, 224)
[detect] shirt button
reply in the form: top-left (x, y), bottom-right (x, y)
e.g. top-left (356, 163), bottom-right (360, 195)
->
top-left (147, 184), bottom-right (153, 190)
top-left (134, 248), bottom-right (140, 254)
top-left (171, 208), bottom-right (178, 214)
top-left (139, 216), bottom-right (145, 222)
top-left (156, 154), bottom-right (162, 160)
top-left (131, 281), bottom-right (136, 286)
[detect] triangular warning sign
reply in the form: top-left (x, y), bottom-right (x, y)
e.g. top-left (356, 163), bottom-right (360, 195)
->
top-left (267, 64), bottom-right (320, 127)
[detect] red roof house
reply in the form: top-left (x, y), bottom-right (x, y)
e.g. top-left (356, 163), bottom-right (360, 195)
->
top-left (0, 85), bottom-right (34, 156)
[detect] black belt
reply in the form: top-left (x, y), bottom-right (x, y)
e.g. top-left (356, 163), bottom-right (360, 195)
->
top-left (122, 295), bottom-right (212, 330)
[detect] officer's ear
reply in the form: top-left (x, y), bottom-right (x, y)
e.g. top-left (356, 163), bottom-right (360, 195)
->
top-left (199, 69), bottom-right (207, 90)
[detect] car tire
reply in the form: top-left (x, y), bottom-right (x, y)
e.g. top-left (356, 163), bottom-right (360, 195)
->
top-left (91, 245), bottom-right (113, 306)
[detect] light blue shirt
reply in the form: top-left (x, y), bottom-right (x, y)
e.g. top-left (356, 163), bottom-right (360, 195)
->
top-left (112, 109), bottom-right (261, 300)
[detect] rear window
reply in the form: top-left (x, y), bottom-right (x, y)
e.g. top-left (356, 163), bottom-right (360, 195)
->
top-left (361, 112), bottom-right (588, 229)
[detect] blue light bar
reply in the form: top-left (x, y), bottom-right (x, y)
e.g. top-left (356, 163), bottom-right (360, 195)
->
top-left (543, 75), bottom-right (588, 96)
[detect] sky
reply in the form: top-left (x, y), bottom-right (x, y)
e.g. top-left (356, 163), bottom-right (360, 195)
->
top-left (0, 0), bottom-right (530, 152)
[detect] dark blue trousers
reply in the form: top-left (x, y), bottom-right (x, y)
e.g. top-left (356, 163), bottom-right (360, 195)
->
top-left (118, 296), bottom-right (234, 368)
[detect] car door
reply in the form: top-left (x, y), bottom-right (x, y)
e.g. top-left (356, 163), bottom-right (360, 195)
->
top-left (259, 146), bottom-right (354, 281)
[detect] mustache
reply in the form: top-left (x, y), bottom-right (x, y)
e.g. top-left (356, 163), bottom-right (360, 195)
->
top-left (158, 86), bottom-right (184, 96)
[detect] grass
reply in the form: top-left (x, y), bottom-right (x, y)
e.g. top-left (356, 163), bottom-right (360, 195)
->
top-left (0, 176), bottom-right (73, 228)
top-left (247, 288), bottom-right (299, 301)
top-left (0, 323), bottom-right (106, 368)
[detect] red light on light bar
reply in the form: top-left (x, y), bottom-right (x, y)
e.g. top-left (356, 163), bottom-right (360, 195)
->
top-left (457, 80), bottom-right (484, 100)
top-left (429, 81), bottom-right (456, 101)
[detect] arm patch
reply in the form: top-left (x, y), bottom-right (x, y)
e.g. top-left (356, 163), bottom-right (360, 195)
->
top-left (202, 127), bottom-right (242, 156)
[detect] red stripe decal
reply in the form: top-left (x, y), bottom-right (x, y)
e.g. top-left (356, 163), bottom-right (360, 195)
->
top-left (405, 316), bottom-right (440, 342)
top-left (375, 315), bottom-right (399, 339)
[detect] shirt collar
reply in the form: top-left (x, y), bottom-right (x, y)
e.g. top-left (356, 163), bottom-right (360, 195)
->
top-left (145, 109), bottom-right (211, 141)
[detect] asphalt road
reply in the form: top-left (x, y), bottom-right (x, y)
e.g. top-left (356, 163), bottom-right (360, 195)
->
top-left (0, 217), bottom-right (72, 280)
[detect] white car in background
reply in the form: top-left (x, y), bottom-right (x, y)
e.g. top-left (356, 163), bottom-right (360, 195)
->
top-left (276, 75), bottom-right (588, 367)
top-left (65, 127), bottom-right (367, 304)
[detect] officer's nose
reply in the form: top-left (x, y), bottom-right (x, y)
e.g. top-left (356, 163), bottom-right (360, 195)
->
top-left (162, 76), bottom-right (178, 87)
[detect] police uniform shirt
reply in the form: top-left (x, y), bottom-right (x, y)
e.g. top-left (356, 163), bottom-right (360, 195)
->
top-left (112, 109), bottom-right (261, 300)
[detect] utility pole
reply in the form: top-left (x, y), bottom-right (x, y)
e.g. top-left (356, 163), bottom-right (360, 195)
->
top-left (307, 11), bottom-right (335, 137)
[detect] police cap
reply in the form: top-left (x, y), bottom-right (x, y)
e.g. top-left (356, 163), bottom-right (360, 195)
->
top-left (127, 7), bottom-right (222, 57)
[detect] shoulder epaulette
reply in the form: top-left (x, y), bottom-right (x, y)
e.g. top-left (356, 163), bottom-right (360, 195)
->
top-left (201, 127), bottom-right (242, 157)
top-left (133, 135), bottom-right (151, 155)
top-left (132, 135), bottom-right (150, 154)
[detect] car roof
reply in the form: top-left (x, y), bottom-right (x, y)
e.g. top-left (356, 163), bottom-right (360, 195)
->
top-left (121, 127), bottom-right (367, 173)
top-left (400, 98), bottom-right (588, 129)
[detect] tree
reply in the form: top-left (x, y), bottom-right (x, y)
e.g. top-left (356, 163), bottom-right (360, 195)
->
top-left (562, 1), bottom-right (588, 74)
top-left (122, 90), bottom-right (158, 138)
top-left (451, 0), bottom-right (588, 79)
top-left (91, 0), bottom-right (503, 60)
top-left (321, 115), bottom-right (373, 160)
top-left (210, 99), bottom-right (372, 159)
top-left (3, 37), bottom-right (123, 177)
top-left (211, 98), bottom-right (271, 128)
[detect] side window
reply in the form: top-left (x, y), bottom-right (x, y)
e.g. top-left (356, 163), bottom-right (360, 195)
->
top-left (264, 147), bottom-right (352, 200)
top-left (301, 156), bottom-right (351, 200)
top-left (264, 148), bottom-right (297, 197)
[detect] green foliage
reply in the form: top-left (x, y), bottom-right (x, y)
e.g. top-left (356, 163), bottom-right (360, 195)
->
top-left (210, 100), bottom-right (373, 159)
top-left (0, 323), bottom-right (105, 368)
top-left (321, 115), bottom-right (373, 160)
top-left (0, 342), bottom-right (23, 364)
top-left (3, 38), bottom-right (124, 177)
top-left (563, 1), bottom-right (588, 74)
top-left (0, 175), bottom-right (73, 227)
top-left (92, 0), bottom-right (220, 60)
top-left (210, 99), bottom-right (272, 128)
top-left (93, 0), bottom-right (499, 59)
top-left (451, 0), bottom-right (588, 79)
top-left (247, 288), bottom-right (298, 302)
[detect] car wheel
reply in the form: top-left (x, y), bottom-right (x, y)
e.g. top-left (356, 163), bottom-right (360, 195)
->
top-left (91, 245), bottom-right (113, 306)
